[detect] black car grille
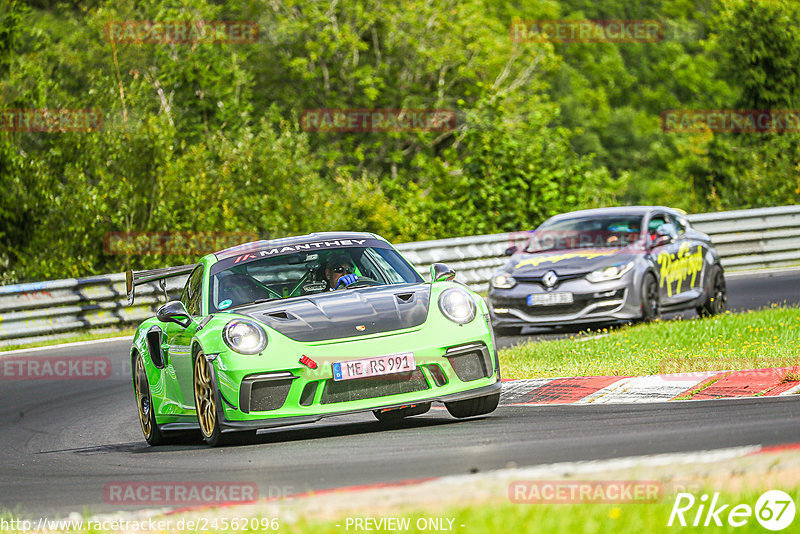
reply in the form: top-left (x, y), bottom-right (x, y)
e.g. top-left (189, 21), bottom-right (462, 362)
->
top-left (492, 289), bottom-right (624, 318)
top-left (445, 345), bottom-right (493, 382)
top-left (514, 272), bottom-right (588, 289)
top-left (492, 295), bottom-right (592, 316)
top-left (320, 368), bottom-right (430, 404)
top-left (239, 374), bottom-right (294, 413)
top-left (299, 381), bottom-right (319, 406)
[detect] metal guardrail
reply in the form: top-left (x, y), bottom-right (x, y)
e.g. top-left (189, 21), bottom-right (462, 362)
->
top-left (1, 205), bottom-right (799, 347)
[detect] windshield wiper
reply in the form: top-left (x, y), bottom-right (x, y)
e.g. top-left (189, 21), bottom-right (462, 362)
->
top-left (251, 298), bottom-right (281, 305)
top-left (226, 297), bottom-right (281, 310)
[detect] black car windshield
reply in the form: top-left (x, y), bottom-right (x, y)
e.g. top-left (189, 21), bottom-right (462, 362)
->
top-left (525, 215), bottom-right (644, 252)
top-left (209, 246), bottom-right (423, 312)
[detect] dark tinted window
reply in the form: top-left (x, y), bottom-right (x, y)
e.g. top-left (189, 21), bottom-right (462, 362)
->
top-left (209, 246), bottom-right (423, 312)
top-left (647, 213), bottom-right (670, 234)
top-left (180, 265), bottom-right (204, 316)
top-left (527, 215), bottom-right (643, 251)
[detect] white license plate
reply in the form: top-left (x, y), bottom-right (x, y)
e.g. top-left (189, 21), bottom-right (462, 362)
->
top-left (527, 292), bottom-right (574, 306)
top-left (332, 352), bottom-right (416, 381)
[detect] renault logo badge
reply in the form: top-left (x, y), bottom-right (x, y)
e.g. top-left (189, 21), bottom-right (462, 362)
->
top-left (542, 271), bottom-right (558, 288)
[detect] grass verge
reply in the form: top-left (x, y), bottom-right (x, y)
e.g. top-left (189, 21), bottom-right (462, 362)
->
top-left (285, 491), bottom-right (800, 534)
top-left (499, 306), bottom-right (800, 379)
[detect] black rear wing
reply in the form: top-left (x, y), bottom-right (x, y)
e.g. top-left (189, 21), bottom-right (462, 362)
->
top-left (125, 264), bottom-right (196, 305)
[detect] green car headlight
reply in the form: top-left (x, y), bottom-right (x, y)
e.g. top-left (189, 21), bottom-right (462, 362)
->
top-left (492, 274), bottom-right (517, 289)
top-left (438, 288), bottom-right (477, 325)
top-left (222, 319), bottom-right (267, 354)
top-left (586, 261), bottom-right (634, 283)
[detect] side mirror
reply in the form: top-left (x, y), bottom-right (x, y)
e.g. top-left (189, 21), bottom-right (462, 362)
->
top-left (503, 246), bottom-right (517, 256)
top-left (156, 300), bottom-right (193, 328)
top-left (430, 263), bottom-right (456, 283)
top-left (651, 224), bottom-right (677, 248)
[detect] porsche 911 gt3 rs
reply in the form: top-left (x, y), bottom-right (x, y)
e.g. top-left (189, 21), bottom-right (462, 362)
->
top-left (126, 232), bottom-right (500, 446)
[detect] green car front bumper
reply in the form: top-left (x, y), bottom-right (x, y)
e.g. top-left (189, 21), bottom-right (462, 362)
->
top-left (197, 322), bottom-right (500, 432)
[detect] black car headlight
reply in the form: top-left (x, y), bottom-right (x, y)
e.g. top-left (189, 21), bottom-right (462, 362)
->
top-left (492, 273), bottom-right (517, 289)
top-left (586, 261), bottom-right (634, 283)
top-left (222, 319), bottom-right (267, 354)
top-left (438, 288), bottom-right (477, 325)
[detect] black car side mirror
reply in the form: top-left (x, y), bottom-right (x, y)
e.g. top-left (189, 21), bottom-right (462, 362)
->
top-left (156, 300), bottom-right (193, 328)
top-left (503, 246), bottom-right (517, 256)
top-left (430, 263), bottom-right (456, 283)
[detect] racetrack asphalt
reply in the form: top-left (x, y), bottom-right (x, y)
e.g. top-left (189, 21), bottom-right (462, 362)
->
top-left (1, 269), bottom-right (799, 518)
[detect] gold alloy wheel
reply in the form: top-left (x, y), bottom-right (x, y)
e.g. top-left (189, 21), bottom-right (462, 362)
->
top-left (134, 355), bottom-right (152, 439)
top-left (193, 351), bottom-right (216, 438)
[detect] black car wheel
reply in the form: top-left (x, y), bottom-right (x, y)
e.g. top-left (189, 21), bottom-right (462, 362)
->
top-left (445, 392), bottom-right (500, 418)
top-left (641, 273), bottom-right (660, 322)
top-left (697, 266), bottom-right (727, 317)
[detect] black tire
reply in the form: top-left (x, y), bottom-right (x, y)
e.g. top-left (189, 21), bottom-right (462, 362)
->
top-left (133, 353), bottom-right (166, 446)
top-left (697, 266), bottom-right (727, 317)
top-left (445, 392), bottom-right (500, 419)
top-left (492, 325), bottom-right (522, 336)
top-left (373, 403), bottom-right (431, 422)
top-left (640, 273), bottom-right (660, 322)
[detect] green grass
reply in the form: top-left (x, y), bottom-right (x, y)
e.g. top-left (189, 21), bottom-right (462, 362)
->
top-left (0, 329), bottom-right (134, 352)
top-left (282, 490), bottom-right (800, 534)
top-left (500, 306), bottom-right (800, 379)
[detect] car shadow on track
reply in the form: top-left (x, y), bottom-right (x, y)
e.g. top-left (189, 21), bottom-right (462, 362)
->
top-left (40, 411), bottom-right (497, 454)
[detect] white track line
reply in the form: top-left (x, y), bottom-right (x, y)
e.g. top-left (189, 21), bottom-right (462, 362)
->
top-left (0, 336), bottom-right (132, 357)
top-left (779, 383), bottom-right (800, 396)
top-left (725, 265), bottom-right (800, 279)
top-left (577, 372), bottom-right (722, 404)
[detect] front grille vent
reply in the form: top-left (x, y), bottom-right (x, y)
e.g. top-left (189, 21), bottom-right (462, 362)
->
top-left (320, 369), bottom-right (430, 404)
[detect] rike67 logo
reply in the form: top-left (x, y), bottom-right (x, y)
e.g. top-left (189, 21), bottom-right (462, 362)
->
top-left (668, 490), bottom-right (796, 531)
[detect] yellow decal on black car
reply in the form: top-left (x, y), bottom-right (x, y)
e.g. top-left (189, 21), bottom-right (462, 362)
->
top-left (514, 252), bottom-right (610, 270)
top-left (657, 242), bottom-right (703, 296)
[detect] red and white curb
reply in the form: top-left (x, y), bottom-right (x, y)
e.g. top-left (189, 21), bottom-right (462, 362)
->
top-left (75, 442), bottom-right (799, 526)
top-left (500, 367), bottom-right (800, 405)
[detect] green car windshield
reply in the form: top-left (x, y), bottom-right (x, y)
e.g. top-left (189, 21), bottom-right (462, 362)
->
top-left (209, 246), bottom-right (424, 312)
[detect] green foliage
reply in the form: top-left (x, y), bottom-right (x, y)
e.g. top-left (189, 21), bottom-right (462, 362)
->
top-left (0, 0), bottom-right (799, 283)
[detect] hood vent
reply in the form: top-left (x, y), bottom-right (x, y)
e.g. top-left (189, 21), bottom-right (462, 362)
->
top-left (395, 292), bottom-right (415, 303)
top-left (266, 310), bottom-right (294, 320)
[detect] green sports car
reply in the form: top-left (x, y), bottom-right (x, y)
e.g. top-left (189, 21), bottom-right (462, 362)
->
top-left (126, 232), bottom-right (501, 446)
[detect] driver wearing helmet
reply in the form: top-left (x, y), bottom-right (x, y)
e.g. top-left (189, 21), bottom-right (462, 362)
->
top-left (324, 252), bottom-right (359, 290)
